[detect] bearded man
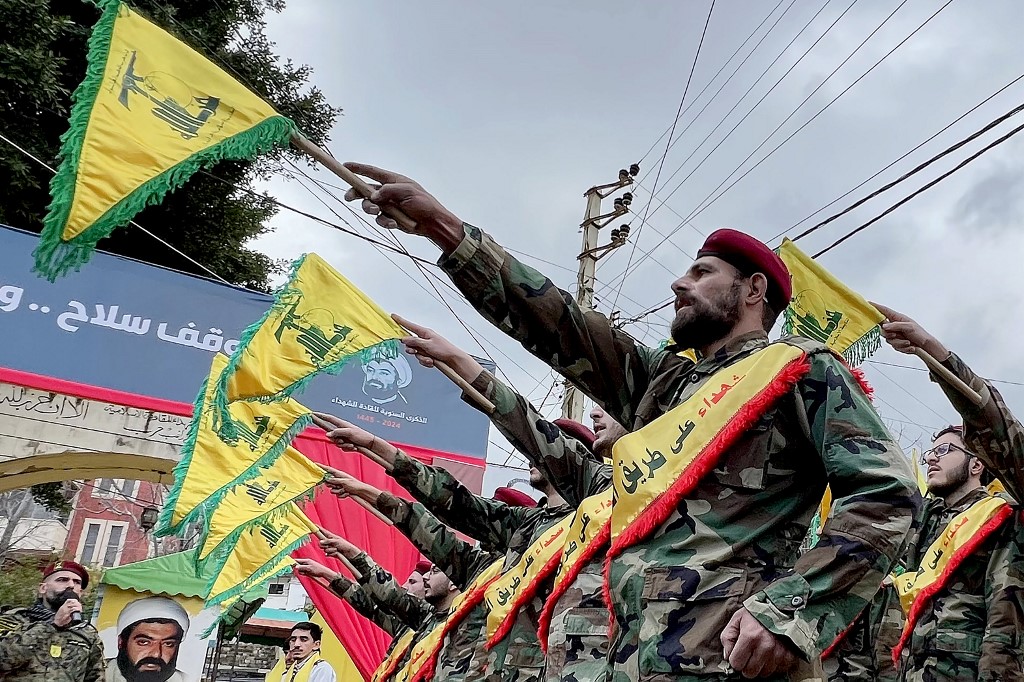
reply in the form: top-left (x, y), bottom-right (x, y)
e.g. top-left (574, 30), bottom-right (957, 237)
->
top-left (105, 597), bottom-right (189, 682)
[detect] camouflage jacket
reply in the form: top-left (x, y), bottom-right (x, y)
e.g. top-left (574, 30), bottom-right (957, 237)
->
top-left (440, 223), bottom-right (919, 681)
top-left (389, 451), bottom-right (574, 682)
top-left (376, 490), bottom-right (499, 681)
top-left (349, 551), bottom-right (433, 631)
top-left (469, 370), bottom-right (612, 682)
top-left (328, 573), bottom-right (408, 638)
top-left (0, 601), bottom-right (105, 682)
top-left (348, 552), bottom-right (442, 681)
top-left (888, 351), bottom-right (1024, 682)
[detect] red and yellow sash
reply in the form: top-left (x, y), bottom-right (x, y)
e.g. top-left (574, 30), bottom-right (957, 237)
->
top-left (536, 489), bottom-right (614, 651)
top-left (484, 514), bottom-right (574, 648)
top-left (372, 630), bottom-right (416, 682)
top-left (603, 344), bottom-right (809, 608)
top-left (891, 495), bottom-right (1014, 664)
top-left (395, 558), bottom-right (503, 682)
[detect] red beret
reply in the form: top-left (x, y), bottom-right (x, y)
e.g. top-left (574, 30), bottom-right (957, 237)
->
top-left (43, 560), bottom-right (89, 589)
top-left (696, 229), bottom-right (792, 310)
top-left (414, 560), bottom-right (432, 575)
top-left (493, 487), bottom-right (537, 508)
top-left (552, 418), bottom-right (597, 454)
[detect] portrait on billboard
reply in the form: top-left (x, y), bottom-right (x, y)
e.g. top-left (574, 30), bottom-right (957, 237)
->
top-left (104, 596), bottom-right (192, 682)
top-left (360, 346), bottom-right (412, 405)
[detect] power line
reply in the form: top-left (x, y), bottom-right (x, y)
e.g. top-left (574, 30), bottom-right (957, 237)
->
top-left (813, 115), bottom-right (1024, 257)
top-left (792, 98), bottom-right (1024, 243)
top-left (611, 0), bottom-right (957, 290)
top-left (767, 71), bottom-right (1024, 244)
top-left (0, 131), bottom-right (231, 284)
top-left (869, 363), bottom-right (950, 423)
top-left (632, 0), bottom-right (793, 175)
top-left (596, 0), bottom-right (848, 300)
top-left (616, 0), bottom-right (717, 312)
top-left (868, 360), bottom-right (1024, 388)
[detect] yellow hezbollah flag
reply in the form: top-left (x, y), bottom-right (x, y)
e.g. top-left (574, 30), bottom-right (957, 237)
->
top-left (777, 238), bottom-right (884, 366)
top-left (206, 503), bottom-right (317, 605)
top-left (213, 252), bottom-right (403, 440)
top-left (195, 445), bottom-right (326, 574)
top-left (155, 354), bottom-right (312, 537)
top-left (34, 0), bottom-right (295, 281)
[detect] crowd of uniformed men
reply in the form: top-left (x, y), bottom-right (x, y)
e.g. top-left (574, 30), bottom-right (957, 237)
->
top-left (3, 161), bottom-right (1023, 682)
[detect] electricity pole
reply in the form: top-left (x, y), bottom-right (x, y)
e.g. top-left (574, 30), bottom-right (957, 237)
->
top-left (561, 164), bottom-right (640, 421)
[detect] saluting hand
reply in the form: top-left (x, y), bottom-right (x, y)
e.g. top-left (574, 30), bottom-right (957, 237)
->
top-left (312, 413), bottom-right (398, 464)
top-left (293, 558), bottom-right (337, 582)
top-left (721, 607), bottom-right (798, 679)
top-left (392, 314), bottom-right (484, 381)
top-left (341, 163), bottom-right (465, 252)
top-left (323, 467), bottom-right (381, 503)
top-left (316, 528), bottom-right (361, 560)
top-left (872, 302), bottom-right (950, 361)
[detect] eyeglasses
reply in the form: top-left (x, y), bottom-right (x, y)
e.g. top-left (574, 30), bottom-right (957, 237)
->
top-left (919, 442), bottom-right (975, 465)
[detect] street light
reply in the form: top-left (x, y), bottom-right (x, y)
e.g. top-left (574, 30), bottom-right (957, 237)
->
top-left (139, 506), bottom-right (159, 532)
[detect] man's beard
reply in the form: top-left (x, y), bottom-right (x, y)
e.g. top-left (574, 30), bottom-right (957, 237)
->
top-left (117, 649), bottom-right (177, 682)
top-left (927, 457), bottom-right (972, 499)
top-left (43, 587), bottom-right (76, 612)
top-left (362, 380), bottom-right (396, 401)
top-left (670, 281), bottom-right (743, 351)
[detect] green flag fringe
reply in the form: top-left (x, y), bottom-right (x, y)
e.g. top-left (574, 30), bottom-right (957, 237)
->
top-left (213, 253), bottom-right (401, 442)
top-left (781, 307), bottom-right (881, 367)
top-left (193, 474), bottom-right (325, 576)
top-left (33, 0), bottom-right (295, 282)
top-left (204, 529), bottom-right (312, 607)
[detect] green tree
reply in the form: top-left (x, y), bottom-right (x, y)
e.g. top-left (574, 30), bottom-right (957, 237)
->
top-left (0, 0), bottom-right (338, 291)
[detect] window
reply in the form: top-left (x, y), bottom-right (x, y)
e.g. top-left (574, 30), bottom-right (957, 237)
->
top-left (93, 479), bottom-right (138, 499)
top-left (77, 519), bottom-right (129, 567)
top-left (268, 583), bottom-right (285, 595)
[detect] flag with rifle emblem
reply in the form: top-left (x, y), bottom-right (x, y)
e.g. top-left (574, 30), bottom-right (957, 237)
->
top-left (194, 444), bottom-right (326, 574)
top-left (33, 0), bottom-right (295, 281)
top-left (205, 503), bottom-right (317, 605)
top-left (777, 238), bottom-right (884, 365)
top-left (155, 354), bottom-right (312, 538)
top-left (212, 252), bottom-right (404, 441)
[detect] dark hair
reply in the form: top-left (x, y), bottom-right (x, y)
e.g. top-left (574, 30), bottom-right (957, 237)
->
top-left (933, 425), bottom-right (994, 484)
top-left (291, 622), bottom-right (322, 642)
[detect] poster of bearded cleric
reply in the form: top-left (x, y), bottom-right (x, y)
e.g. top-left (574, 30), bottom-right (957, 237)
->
top-left (95, 590), bottom-right (217, 682)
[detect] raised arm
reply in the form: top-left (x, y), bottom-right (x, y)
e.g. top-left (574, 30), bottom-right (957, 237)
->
top-left (325, 470), bottom-right (496, 588)
top-left (293, 558), bottom-right (407, 637)
top-left (395, 316), bottom-right (610, 504)
top-left (340, 163), bottom-right (669, 428)
top-left (877, 302), bottom-right (1024, 500)
top-left (316, 531), bottom-right (431, 628)
top-left (315, 414), bottom-right (532, 551)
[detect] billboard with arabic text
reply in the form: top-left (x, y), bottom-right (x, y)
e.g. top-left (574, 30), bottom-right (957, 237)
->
top-left (0, 226), bottom-right (491, 459)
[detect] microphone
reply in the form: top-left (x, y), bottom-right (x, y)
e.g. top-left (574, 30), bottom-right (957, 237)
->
top-left (70, 610), bottom-right (83, 624)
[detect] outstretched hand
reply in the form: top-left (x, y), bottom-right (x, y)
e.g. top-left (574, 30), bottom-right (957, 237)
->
top-left (392, 314), bottom-right (484, 381)
top-left (342, 163), bottom-right (465, 252)
top-left (872, 302), bottom-right (950, 360)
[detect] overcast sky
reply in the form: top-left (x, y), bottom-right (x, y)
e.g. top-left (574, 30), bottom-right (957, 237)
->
top-left (250, 0), bottom-right (1024, 471)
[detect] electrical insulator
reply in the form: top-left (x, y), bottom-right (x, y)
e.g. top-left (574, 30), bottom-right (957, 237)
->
top-left (613, 197), bottom-right (623, 209)
top-left (621, 192), bottom-right (633, 205)
top-left (618, 169), bottom-right (629, 182)
top-left (611, 228), bottom-right (621, 240)
top-left (629, 163), bottom-right (640, 177)
top-left (620, 224), bottom-right (631, 235)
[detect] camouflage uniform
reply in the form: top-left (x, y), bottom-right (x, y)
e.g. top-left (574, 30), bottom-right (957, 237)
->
top-left (0, 600), bottom-right (105, 682)
top-left (328, 572), bottom-right (410, 637)
top-left (388, 450), bottom-right (574, 682)
top-left (469, 370), bottom-right (612, 682)
top-left (438, 223), bottom-right (920, 681)
top-left (823, 582), bottom-right (902, 682)
top-left (375, 490), bottom-right (501, 681)
top-left (347, 551), bottom-right (437, 680)
top-left (889, 352), bottom-right (1024, 682)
